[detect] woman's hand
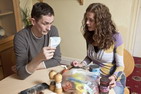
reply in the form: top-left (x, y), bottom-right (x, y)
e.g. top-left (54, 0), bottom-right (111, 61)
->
top-left (108, 75), bottom-right (116, 89)
top-left (71, 61), bottom-right (84, 67)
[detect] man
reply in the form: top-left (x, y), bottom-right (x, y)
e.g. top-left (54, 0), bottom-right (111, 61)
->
top-left (14, 2), bottom-right (61, 80)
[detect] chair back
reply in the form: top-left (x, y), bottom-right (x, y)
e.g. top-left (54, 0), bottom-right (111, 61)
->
top-left (123, 49), bottom-right (135, 77)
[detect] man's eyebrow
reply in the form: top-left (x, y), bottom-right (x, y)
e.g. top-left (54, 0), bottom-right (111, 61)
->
top-left (44, 21), bottom-right (54, 24)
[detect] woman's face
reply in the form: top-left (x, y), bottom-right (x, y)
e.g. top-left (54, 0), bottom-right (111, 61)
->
top-left (85, 12), bottom-right (95, 31)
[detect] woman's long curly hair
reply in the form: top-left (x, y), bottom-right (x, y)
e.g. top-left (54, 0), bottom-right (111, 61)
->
top-left (82, 3), bottom-right (117, 49)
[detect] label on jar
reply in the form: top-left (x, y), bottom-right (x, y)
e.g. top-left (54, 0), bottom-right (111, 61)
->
top-left (100, 86), bottom-right (109, 93)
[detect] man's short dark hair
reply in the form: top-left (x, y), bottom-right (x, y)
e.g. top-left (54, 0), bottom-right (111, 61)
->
top-left (31, 2), bottom-right (54, 20)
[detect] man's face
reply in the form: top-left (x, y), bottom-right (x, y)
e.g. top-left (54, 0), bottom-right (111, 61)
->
top-left (33, 15), bottom-right (54, 37)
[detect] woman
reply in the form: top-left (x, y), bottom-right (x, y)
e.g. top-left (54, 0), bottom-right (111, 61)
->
top-left (72, 3), bottom-right (126, 94)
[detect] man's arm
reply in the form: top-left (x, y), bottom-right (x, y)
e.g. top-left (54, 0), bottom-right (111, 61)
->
top-left (14, 26), bottom-right (61, 80)
top-left (44, 26), bottom-right (61, 68)
top-left (14, 31), bottom-right (31, 79)
top-left (26, 47), bottom-right (56, 72)
top-left (14, 33), bottom-right (56, 79)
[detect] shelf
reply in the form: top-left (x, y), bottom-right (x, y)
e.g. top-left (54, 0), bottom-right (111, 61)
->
top-left (0, 38), bottom-right (13, 52)
top-left (0, 35), bottom-right (14, 45)
top-left (0, 10), bottom-right (13, 17)
top-left (0, 0), bottom-right (22, 78)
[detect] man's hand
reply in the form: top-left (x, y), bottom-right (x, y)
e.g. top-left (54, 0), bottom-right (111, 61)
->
top-left (39, 46), bottom-right (56, 61)
top-left (26, 47), bottom-right (56, 73)
top-left (11, 65), bottom-right (17, 73)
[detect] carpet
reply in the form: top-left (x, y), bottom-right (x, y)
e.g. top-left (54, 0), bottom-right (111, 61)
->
top-left (126, 57), bottom-right (141, 94)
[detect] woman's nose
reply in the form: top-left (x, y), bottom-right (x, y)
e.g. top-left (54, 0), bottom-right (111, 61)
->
top-left (86, 20), bottom-right (90, 25)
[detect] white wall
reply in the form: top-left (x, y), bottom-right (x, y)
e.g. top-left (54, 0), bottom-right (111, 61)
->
top-left (30, 0), bottom-right (137, 60)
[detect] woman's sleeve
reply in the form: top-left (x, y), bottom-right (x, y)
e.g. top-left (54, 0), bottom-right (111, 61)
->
top-left (113, 33), bottom-right (125, 79)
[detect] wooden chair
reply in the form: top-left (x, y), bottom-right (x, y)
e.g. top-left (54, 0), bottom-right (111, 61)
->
top-left (123, 49), bottom-right (135, 94)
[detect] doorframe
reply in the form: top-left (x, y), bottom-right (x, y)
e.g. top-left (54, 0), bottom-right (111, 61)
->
top-left (132, 0), bottom-right (141, 57)
top-left (128, 0), bottom-right (141, 54)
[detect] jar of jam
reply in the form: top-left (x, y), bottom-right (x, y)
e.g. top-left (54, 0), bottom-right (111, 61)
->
top-left (99, 76), bottom-right (110, 94)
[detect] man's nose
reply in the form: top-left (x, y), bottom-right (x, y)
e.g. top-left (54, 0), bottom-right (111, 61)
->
top-left (46, 24), bottom-right (51, 31)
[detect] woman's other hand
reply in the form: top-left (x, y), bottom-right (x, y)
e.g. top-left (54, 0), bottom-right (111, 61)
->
top-left (108, 75), bottom-right (116, 89)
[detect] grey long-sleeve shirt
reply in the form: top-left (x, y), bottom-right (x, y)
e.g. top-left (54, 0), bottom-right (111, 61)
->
top-left (14, 25), bottom-right (61, 79)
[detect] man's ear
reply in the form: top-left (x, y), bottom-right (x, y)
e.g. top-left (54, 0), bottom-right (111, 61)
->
top-left (30, 18), bottom-right (36, 25)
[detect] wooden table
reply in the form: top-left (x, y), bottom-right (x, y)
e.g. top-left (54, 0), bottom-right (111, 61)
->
top-left (0, 65), bottom-right (115, 94)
